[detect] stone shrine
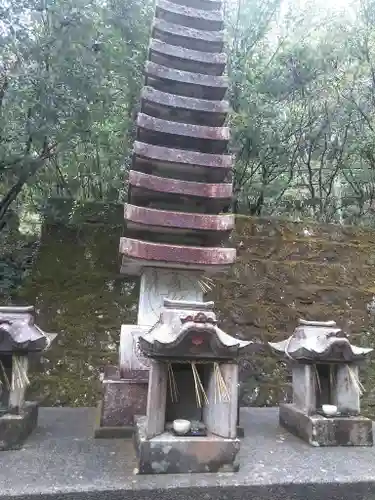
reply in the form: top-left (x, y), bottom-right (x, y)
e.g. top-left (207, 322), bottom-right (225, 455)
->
top-left (0, 306), bottom-right (56, 450)
top-left (96, 0), bottom-right (237, 438)
top-left (135, 299), bottom-right (256, 474)
top-left (269, 319), bottom-right (373, 447)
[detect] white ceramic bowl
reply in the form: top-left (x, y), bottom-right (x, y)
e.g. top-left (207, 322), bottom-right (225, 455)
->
top-left (173, 419), bottom-right (191, 435)
top-left (322, 404), bottom-right (338, 417)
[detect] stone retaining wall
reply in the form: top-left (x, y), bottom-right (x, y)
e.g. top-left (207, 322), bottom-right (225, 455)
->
top-left (15, 202), bottom-right (375, 413)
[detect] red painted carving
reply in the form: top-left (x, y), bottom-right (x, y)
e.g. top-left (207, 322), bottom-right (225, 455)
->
top-left (191, 336), bottom-right (204, 346)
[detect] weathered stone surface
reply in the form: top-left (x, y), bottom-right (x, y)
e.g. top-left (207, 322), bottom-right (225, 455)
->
top-left (105, 0), bottom-right (234, 432)
top-left (134, 415), bottom-right (240, 474)
top-left (156, 0), bottom-right (223, 32)
top-left (14, 210), bottom-right (375, 411)
top-left (269, 320), bottom-right (372, 362)
top-left (0, 401), bottom-right (38, 450)
top-left (153, 18), bottom-right (224, 53)
top-left (5, 407), bottom-right (375, 500)
top-left (137, 268), bottom-right (204, 326)
top-left (142, 85), bottom-right (228, 113)
top-left (150, 39), bottom-right (226, 76)
top-left (235, 215), bottom-right (375, 243)
top-left (217, 300), bottom-right (372, 338)
top-left (279, 403), bottom-right (373, 447)
top-left (237, 234), bottom-right (375, 266)
top-left (119, 325), bottom-right (151, 373)
top-left (145, 62), bottom-right (228, 101)
top-left (173, 0), bottom-right (222, 12)
top-left (146, 61), bottom-right (227, 88)
top-left (98, 371), bottom-right (148, 427)
top-left (95, 364), bottom-right (148, 438)
top-left (137, 113), bottom-right (229, 142)
top-left (0, 306), bottom-right (54, 352)
top-left (157, 0), bottom-right (223, 23)
top-left (125, 204), bottom-right (234, 232)
top-left (119, 0), bottom-right (232, 279)
top-left (134, 141), bottom-right (232, 170)
top-left (120, 238), bottom-right (236, 274)
top-left (129, 170), bottom-right (232, 200)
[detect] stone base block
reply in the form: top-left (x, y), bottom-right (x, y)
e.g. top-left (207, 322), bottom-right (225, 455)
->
top-left (0, 401), bottom-right (38, 450)
top-left (94, 367), bottom-right (148, 439)
top-left (134, 415), bottom-right (240, 474)
top-left (279, 403), bottom-right (373, 447)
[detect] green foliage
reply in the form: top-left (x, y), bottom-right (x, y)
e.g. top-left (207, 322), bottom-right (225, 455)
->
top-left (226, 0), bottom-right (375, 222)
top-left (0, 0), bottom-right (152, 228)
top-left (2, 0), bottom-right (375, 226)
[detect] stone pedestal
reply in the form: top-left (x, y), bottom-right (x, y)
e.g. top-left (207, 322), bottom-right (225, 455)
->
top-left (134, 415), bottom-right (240, 474)
top-left (95, 367), bottom-right (148, 438)
top-left (279, 403), bottom-right (373, 447)
top-left (0, 401), bottom-right (38, 450)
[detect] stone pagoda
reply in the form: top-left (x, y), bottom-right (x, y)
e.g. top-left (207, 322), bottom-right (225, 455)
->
top-left (96, 0), bottom-right (237, 438)
top-left (269, 319), bottom-right (373, 447)
top-left (135, 299), bottom-right (255, 474)
top-left (0, 306), bottom-right (57, 450)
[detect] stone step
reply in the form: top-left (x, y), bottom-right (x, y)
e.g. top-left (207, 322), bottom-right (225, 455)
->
top-left (133, 141), bottom-right (232, 183)
top-left (149, 39), bottom-right (226, 75)
top-left (145, 61), bottom-right (227, 100)
top-left (153, 18), bottom-right (224, 53)
top-left (119, 237), bottom-right (236, 275)
top-left (155, 0), bottom-right (223, 32)
top-left (124, 204), bottom-right (234, 236)
top-left (141, 86), bottom-right (228, 126)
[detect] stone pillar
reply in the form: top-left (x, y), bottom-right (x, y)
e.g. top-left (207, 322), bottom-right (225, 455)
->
top-left (203, 363), bottom-right (238, 438)
top-left (145, 361), bottom-right (168, 438)
top-left (292, 364), bottom-right (316, 414)
top-left (333, 364), bottom-right (360, 415)
top-left (119, 325), bottom-right (150, 375)
top-left (137, 268), bottom-right (203, 326)
top-left (8, 356), bottom-right (28, 412)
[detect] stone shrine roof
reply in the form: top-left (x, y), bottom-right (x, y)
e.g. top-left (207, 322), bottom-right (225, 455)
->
top-left (139, 299), bottom-right (254, 359)
top-left (269, 319), bottom-right (373, 362)
top-left (0, 306), bottom-right (56, 353)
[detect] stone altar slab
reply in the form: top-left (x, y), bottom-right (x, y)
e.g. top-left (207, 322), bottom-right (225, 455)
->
top-left (134, 415), bottom-right (240, 474)
top-left (279, 403), bottom-right (373, 447)
top-left (1, 407), bottom-right (375, 500)
top-left (94, 367), bottom-right (148, 438)
top-left (0, 401), bottom-right (38, 450)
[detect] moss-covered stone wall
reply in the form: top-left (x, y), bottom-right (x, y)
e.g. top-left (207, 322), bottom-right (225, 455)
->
top-left (15, 203), bottom-right (375, 413)
top-left (17, 201), bottom-right (139, 405)
top-left (210, 216), bottom-right (375, 410)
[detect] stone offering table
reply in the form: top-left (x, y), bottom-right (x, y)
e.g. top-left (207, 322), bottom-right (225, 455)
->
top-left (2, 406), bottom-right (375, 500)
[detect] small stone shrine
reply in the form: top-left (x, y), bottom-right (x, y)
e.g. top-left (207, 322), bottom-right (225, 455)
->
top-left (269, 319), bottom-right (373, 447)
top-left (95, 0), bottom-right (237, 437)
top-left (0, 306), bottom-right (56, 450)
top-left (134, 298), bottom-right (255, 474)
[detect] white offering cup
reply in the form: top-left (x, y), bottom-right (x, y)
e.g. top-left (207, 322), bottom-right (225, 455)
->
top-left (172, 419), bottom-right (191, 435)
top-left (322, 404), bottom-right (338, 417)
